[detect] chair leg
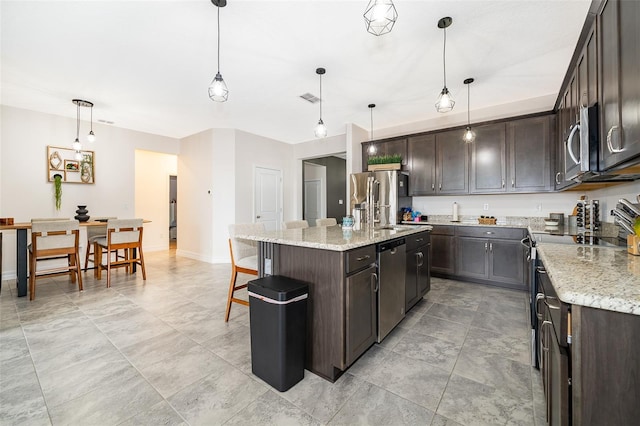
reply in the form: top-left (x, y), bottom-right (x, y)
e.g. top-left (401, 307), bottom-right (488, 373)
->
top-left (74, 251), bottom-right (83, 292)
top-left (95, 243), bottom-right (102, 280)
top-left (84, 241), bottom-right (91, 271)
top-left (106, 249), bottom-right (112, 288)
top-left (225, 267), bottom-right (239, 322)
top-left (69, 254), bottom-right (76, 283)
top-left (29, 251), bottom-right (35, 301)
top-left (138, 247), bottom-right (146, 280)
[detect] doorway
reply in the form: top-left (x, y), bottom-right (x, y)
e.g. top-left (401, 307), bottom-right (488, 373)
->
top-left (302, 154), bottom-right (346, 224)
top-left (254, 166), bottom-right (283, 231)
top-left (169, 175), bottom-right (177, 250)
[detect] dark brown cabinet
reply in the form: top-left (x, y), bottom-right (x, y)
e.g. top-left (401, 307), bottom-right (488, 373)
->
top-left (443, 227), bottom-right (527, 290)
top-left (508, 115), bottom-right (554, 192)
top-left (345, 264), bottom-right (377, 366)
top-left (405, 231), bottom-right (431, 312)
top-left (598, 0), bottom-right (640, 170)
top-left (362, 137), bottom-right (408, 171)
top-left (470, 123), bottom-right (507, 193)
top-left (430, 225), bottom-right (455, 275)
top-left (407, 131), bottom-right (468, 195)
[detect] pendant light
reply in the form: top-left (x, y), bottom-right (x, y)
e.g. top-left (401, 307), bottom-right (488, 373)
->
top-left (367, 103), bottom-right (377, 154)
top-left (314, 67), bottom-right (327, 138)
top-left (87, 104), bottom-right (96, 142)
top-left (72, 99), bottom-right (94, 160)
top-left (435, 17), bottom-right (455, 113)
top-left (463, 78), bottom-right (476, 143)
top-left (363, 0), bottom-right (398, 36)
top-left (208, 0), bottom-right (228, 102)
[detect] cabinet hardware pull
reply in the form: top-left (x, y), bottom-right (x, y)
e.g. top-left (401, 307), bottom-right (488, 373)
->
top-left (541, 320), bottom-right (553, 352)
top-left (390, 248), bottom-right (397, 255)
top-left (555, 172), bottom-right (562, 184)
top-left (415, 238), bottom-right (423, 242)
top-left (502, 179), bottom-right (505, 188)
top-left (606, 125), bottom-right (623, 153)
top-left (511, 178), bottom-right (515, 188)
top-left (371, 273), bottom-right (378, 292)
top-left (439, 183), bottom-right (442, 190)
top-left (431, 183), bottom-right (435, 190)
top-left (417, 251), bottom-right (424, 267)
top-left (489, 243), bottom-right (493, 252)
top-left (356, 255), bottom-right (370, 261)
top-left (256, 215), bottom-right (261, 219)
top-left (535, 293), bottom-right (545, 320)
top-left (485, 231), bottom-right (494, 235)
top-left (485, 242), bottom-right (488, 252)
top-left (536, 266), bottom-right (547, 274)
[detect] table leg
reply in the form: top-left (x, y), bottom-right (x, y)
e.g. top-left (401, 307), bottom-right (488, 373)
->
top-left (16, 228), bottom-right (27, 297)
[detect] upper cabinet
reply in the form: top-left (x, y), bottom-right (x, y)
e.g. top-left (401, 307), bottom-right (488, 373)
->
top-left (508, 115), bottom-right (554, 192)
top-left (408, 131), bottom-right (468, 195)
top-left (598, 0), bottom-right (640, 170)
top-left (470, 123), bottom-right (506, 193)
top-left (362, 137), bottom-right (408, 172)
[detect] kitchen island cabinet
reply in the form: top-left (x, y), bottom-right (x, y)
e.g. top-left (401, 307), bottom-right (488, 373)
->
top-left (237, 225), bottom-right (431, 382)
top-left (535, 243), bottom-right (640, 425)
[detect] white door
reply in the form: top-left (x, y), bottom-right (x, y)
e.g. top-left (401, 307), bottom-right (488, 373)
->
top-left (254, 167), bottom-right (282, 231)
top-left (304, 180), bottom-right (322, 227)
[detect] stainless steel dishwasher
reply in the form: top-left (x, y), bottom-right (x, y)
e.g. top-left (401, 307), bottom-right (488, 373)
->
top-left (376, 238), bottom-right (406, 342)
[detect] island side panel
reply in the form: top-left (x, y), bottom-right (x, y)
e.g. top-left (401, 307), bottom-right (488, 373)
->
top-left (276, 244), bottom-right (345, 382)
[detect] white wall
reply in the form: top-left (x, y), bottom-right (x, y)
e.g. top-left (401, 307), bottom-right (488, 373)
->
top-left (134, 150), bottom-right (177, 252)
top-left (0, 105), bottom-right (179, 279)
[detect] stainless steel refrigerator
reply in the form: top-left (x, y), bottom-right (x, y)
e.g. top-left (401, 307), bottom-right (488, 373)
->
top-left (349, 171), bottom-right (411, 227)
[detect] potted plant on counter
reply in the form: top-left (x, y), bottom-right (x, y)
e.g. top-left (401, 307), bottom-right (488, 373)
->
top-left (367, 154), bottom-right (402, 171)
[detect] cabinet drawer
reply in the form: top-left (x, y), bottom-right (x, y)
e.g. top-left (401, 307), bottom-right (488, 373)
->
top-left (406, 231), bottom-right (430, 251)
top-left (345, 245), bottom-right (376, 275)
top-left (430, 225), bottom-right (455, 236)
top-left (456, 226), bottom-right (525, 240)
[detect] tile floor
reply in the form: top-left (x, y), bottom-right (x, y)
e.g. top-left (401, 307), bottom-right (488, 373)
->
top-left (0, 250), bottom-right (545, 425)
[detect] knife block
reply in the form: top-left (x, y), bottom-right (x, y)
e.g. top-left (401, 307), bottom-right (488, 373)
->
top-left (628, 235), bottom-right (640, 256)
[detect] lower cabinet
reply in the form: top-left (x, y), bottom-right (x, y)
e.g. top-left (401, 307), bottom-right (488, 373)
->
top-left (405, 232), bottom-right (431, 312)
top-left (430, 226), bottom-right (455, 275)
top-left (345, 264), bottom-right (377, 366)
top-left (434, 225), bottom-right (527, 290)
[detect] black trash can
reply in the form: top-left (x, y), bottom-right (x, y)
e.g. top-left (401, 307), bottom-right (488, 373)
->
top-left (248, 275), bottom-right (308, 392)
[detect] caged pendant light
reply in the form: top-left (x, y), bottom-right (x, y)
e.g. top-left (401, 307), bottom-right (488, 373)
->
top-left (363, 0), bottom-right (398, 36)
top-left (463, 78), bottom-right (476, 143)
top-left (208, 0), bottom-right (229, 102)
top-left (314, 67), bottom-right (327, 138)
top-left (435, 17), bottom-right (455, 113)
top-left (367, 103), bottom-right (377, 154)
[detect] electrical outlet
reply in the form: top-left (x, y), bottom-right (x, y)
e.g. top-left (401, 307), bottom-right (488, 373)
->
top-left (483, 203), bottom-right (489, 211)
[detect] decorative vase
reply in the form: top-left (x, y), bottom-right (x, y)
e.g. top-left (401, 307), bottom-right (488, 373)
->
top-left (74, 205), bottom-right (90, 222)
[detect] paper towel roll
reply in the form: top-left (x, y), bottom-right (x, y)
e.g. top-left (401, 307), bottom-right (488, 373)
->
top-left (453, 202), bottom-right (459, 221)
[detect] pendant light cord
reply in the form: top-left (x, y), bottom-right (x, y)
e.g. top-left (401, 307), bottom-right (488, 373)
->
top-left (467, 83), bottom-right (470, 125)
top-left (76, 103), bottom-right (80, 140)
top-left (217, 6), bottom-right (221, 73)
top-left (90, 105), bottom-right (93, 132)
top-left (370, 107), bottom-right (373, 140)
top-left (442, 27), bottom-right (447, 88)
top-left (319, 73), bottom-right (323, 120)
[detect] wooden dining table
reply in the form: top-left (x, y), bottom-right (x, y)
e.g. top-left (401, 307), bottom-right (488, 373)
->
top-left (0, 221), bottom-right (115, 297)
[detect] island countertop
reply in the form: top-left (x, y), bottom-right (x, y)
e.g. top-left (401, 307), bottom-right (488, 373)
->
top-left (536, 243), bottom-right (640, 315)
top-left (236, 224), bottom-right (433, 252)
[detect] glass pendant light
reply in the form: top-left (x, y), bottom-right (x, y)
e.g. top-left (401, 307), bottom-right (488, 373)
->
top-left (87, 102), bottom-right (96, 142)
top-left (368, 103), bottom-right (377, 154)
top-left (363, 0), bottom-right (398, 36)
top-left (72, 99), bottom-right (94, 157)
top-left (208, 0), bottom-right (228, 102)
top-left (435, 17), bottom-right (455, 113)
top-left (463, 78), bottom-right (476, 143)
top-left (314, 67), bottom-right (327, 138)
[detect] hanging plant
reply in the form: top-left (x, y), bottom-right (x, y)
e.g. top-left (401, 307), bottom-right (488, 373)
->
top-left (53, 173), bottom-right (63, 210)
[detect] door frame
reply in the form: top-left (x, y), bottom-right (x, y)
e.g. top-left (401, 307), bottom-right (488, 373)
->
top-left (303, 162), bottom-right (327, 222)
top-left (253, 165), bottom-right (283, 230)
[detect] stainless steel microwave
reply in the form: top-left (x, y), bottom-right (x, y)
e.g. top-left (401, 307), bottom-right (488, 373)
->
top-left (564, 104), bottom-right (599, 181)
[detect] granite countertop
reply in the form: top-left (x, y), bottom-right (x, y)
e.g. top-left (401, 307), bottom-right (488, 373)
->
top-left (236, 224), bottom-right (432, 252)
top-left (536, 243), bottom-right (640, 315)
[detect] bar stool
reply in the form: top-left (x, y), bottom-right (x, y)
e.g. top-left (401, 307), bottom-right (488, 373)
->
top-left (226, 223), bottom-right (264, 322)
top-left (84, 217), bottom-right (116, 271)
top-left (94, 219), bottom-right (146, 288)
top-left (284, 220), bottom-right (309, 229)
top-left (315, 218), bottom-right (337, 226)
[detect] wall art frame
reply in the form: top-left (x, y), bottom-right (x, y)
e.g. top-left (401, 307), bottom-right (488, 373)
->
top-left (47, 145), bottom-right (95, 184)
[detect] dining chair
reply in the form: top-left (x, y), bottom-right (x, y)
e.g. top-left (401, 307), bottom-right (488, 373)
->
top-left (84, 217), bottom-right (116, 271)
top-left (0, 231), bottom-right (3, 293)
top-left (94, 219), bottom-right (146, 288)
top-left (28, 220), bottom-right (83, 300)
top-left (284, 220), bottom-right (309, 229)
top-left (226, 222), bottom-right (264, 322)
top-left (315, 218), bottom-right (337, 227)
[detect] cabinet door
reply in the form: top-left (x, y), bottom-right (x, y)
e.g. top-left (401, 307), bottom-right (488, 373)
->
top-left (405, 248), bottom-right (420, 312)
top-left (488, 239), bottom-right (526, 289)
top-left (555, 99), bottom-right (571, 189)
top-left (408, 134), bottom-right (436, 195)
top-left (586, 24), bottom-right (598, 108)
top-left (548, 317), bottom-right (570, 426)
top-left (345, 265), bottom-right (377, 366)
top-left (363, 138), bottom-right (408, 170)
top-left (470, 123), bottom-right (507, 193)
top-left (456, 237), bottom-right (488, 280)
top-left (430, 234), bottom-right (455, 275)
top-left (508, 115), bottom-right (553, 192)
top-left (418, 242), bottom-right (431, 297)
top-left (436, 130), bottom-right (469, 194)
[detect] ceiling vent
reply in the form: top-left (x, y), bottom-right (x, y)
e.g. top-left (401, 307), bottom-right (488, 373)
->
top-left (300, 93), bottom-right (320, 104)
top-left (98, 119), bottom-right (115, 125)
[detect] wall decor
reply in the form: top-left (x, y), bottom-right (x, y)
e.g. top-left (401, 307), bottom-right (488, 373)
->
top-left (47, 145), bottom-right (95, 184)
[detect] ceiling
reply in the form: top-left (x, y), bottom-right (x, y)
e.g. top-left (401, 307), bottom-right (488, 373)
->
top-left (1, 0), bottom-right (592, 144)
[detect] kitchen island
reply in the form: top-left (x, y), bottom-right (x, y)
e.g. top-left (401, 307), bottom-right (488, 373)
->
top-left (534, 241), bottom-right (640, 424)
top-left (237, 224), bottom-right (432, 382)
